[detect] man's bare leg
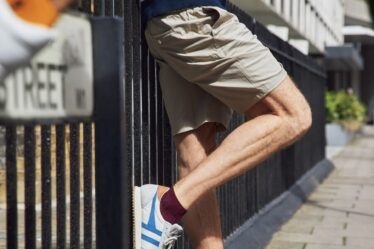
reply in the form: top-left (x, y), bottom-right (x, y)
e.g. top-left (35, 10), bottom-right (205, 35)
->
top-left (174, 123), bottom-right (224, 249)
top-left (172, 76), bottom-right (312, 209)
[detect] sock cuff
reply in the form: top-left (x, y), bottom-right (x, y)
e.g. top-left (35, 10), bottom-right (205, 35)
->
top-left (160, 188), bottom-right (187, 224)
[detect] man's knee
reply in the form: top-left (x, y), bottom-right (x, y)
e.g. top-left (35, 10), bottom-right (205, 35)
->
top-left (246, 76), bottom-right (312, 142)
top-left (290, 101), bottom-right (312, 139)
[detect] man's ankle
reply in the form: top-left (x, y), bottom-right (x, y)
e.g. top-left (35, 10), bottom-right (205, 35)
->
top-left (160, 187), bottom-right (187, 224)
top-left (157, 186), bottom-right (169, 200)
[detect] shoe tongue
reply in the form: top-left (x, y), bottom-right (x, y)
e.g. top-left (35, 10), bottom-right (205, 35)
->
top-left (155, 195), bottom-right (167, 224)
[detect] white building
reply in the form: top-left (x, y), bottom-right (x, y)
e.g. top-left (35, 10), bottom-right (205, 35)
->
top-left (231, 0), bottom-right (345, 54)
top-left (343, 0), bottom-right (374, 122)
top-left (345, 0), bottom-right (372, 27)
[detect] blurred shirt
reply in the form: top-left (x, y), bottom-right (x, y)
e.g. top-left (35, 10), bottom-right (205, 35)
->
top-left (141, 0), bottom-right (226, 23)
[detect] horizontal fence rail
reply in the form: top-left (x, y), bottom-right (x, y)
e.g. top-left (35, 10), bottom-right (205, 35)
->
top-left (0, 0), bottom-right (326, 248)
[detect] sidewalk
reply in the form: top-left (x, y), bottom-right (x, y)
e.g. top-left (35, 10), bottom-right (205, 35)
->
top-left (265, 126), bottom-right (374, 249)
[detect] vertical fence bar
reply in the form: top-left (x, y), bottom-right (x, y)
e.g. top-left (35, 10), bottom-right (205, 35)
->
top-left (141, 42), bottom-right (150, 184)
top-left (6, 126), bottom-right (17, 249)
top-left (132, 0), bottom-right (142, 186)
top-left (69, 123), bottom-right (80, 249)
top-left (123, 0), bottom-right (136, 187)
top-left (82, 0), bottom-right (92, 13)
top-left (56, 124), bottom-right (66, 249)
top-left (148, 56), bottom-right (157, 184)
top-left (83, 123), bottom-right (92, 249)
top-left (104, 0), bottom-right (114, 16)
top-left (93, 0), bottom-right (104, 16)
top-left (24, 126), bottom-right (36, 249)
top-left (92, 17), bottom-right (130, 249)
top-left (41, 125), bottom-right (52, 249)
top-left (114, 0), bottom-right (123, 16)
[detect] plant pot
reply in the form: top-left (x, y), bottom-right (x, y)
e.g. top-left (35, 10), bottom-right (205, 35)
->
top-left (326, 123), bottom-right (357, 146)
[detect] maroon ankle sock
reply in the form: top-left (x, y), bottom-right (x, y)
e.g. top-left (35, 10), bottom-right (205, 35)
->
top-left (160, 188), bottom-right (187, 224)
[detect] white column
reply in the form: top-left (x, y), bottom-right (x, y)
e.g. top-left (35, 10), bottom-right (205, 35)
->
top-left (274, 0), bottom-right (282, 13)
top-left (291, 0), bottom-right (299, 27)
top-left (299, 0), bottom-right (306, 34)
top-left (283, 0), bottom-right (291, 21)
top-left (289, 39), bottom-right (310, 54)
top-left (267, 25), bottom-right (290, 41)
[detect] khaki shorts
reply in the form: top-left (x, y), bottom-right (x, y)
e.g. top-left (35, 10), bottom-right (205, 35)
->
top-left (145, 6), bottom-right (287, 135)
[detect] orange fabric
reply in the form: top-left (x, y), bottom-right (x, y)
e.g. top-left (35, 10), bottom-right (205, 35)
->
top-left (6, 0), bottom-right (58, 26)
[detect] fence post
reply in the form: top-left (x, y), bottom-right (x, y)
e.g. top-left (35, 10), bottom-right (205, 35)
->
top-left (92, 17), bottom-right (132, 249)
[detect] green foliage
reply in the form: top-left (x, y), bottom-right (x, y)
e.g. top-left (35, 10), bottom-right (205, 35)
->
top-left (325, 91), bottom-right (366, 123)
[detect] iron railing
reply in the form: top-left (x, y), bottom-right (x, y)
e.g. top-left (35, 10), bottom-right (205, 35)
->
top-left (0, 0), bottom-right (326, 248)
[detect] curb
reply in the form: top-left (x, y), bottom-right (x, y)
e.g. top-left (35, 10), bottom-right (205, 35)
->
top-left (225, 159), bottom-right (335, 249)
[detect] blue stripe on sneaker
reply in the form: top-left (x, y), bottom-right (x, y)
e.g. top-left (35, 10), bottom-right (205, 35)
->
top-left (142, 234), bottom-right (160, 247)
top-left (142, 223), bottom-right (162, 237)
top-left (142, 194), bottom-right (163, 237)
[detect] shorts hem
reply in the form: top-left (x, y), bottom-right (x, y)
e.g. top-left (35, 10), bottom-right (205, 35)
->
top-left (173, 119), bottom-right (231, 136)
top-left (236, 69), bottom-right (288, 114)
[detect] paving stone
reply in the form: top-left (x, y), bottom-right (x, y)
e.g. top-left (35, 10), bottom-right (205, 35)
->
top-left (280, 224), bottom-right (314, 234)
top-left (354, 200), bottom-right (374, 209)
top-left (273, 231), bottom-right (343, 245)
top-left (286, 219), bottom-right (346, 230)
top-left (307, 199), bottom-right (356, 209)
top-left (306, 244), bottom-right (360, 249)
top-left (346, 223), bottom-right (374, 233)
top-left (297, 206), bottom-right (348, 218)
top-left (267, 128), bottom-right (374, 249)
top-left (312, 227), bottom-right (374, 238)
top-left (347, 212), bottom-right (374, 221)
top-left (298, 205), bottom-right (325, 213)
top-left (322, 215), bottom-right (374, 225)
top-left (346, 237), bottom-right (374, 248)
top-left (265, 241), bottom-right (305, 249)
top-left (291, 214), bottom-right (324, 222)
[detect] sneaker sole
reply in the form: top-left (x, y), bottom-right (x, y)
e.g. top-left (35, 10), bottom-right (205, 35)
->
top-left (133, 186), bottom-right (142, 249)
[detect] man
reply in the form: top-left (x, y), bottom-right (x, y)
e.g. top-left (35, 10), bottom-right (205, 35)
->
top-left (0, 0), bottom-right (71, 81)
top-left (136, 0), bottom-right (312, 249)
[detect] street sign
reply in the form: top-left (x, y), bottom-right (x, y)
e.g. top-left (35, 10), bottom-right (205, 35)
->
top-left (0, 13), bottom-right (93, 120)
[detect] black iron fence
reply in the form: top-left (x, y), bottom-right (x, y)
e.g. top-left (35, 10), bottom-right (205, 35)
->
top-left (0, 0), bottom-right (326, 248)
top-left (0, 123), bottom-right (94, 249)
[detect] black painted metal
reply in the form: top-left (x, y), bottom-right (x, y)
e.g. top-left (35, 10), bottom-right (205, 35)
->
top-left (2, 1), bottom-right (327, 249)
top-left (69, 123), bottom-right (80, 249)
top-left (41, 125), bottom-right (52, 249)
top-left (93, 0), bottom-right (104, 16)
top-left (24, 126), bottom-right (36, 249)
top-left (83, 123), bottom-right (93, 249)
top-left (81, 0), bottom-right (91, 13)
top-left (56, 124), bottom-right (66, 249)
top-left (6, 126), bottom-right (17, 249)
top-left (92, 17), bottom-right (131, 249)
top-left (85, 1), bottom-right (325, 248)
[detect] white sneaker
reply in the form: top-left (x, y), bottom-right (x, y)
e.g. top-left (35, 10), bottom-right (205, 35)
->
top-left (0, 0), bottom-right (56, 81)
top-left (134, 185), bottom-right (183, 249)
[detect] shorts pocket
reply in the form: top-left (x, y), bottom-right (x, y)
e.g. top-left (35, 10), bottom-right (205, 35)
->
top-left (146, 18), bottom-right (175, 38)
top-left (201, 7), bottom-right (222, 30)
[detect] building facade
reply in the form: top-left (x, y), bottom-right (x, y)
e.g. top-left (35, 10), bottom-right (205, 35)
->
top-left (231, 0), bottom-right (345, 54)
top-left (344, 0), bottom-right (374, 122)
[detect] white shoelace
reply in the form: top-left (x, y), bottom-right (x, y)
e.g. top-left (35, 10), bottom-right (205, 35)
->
top-left (162, 224), bottom-right (183, 249)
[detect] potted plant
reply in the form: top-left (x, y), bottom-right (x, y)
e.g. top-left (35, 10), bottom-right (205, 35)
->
top-left (325, 90), bottom-right (367, 146)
